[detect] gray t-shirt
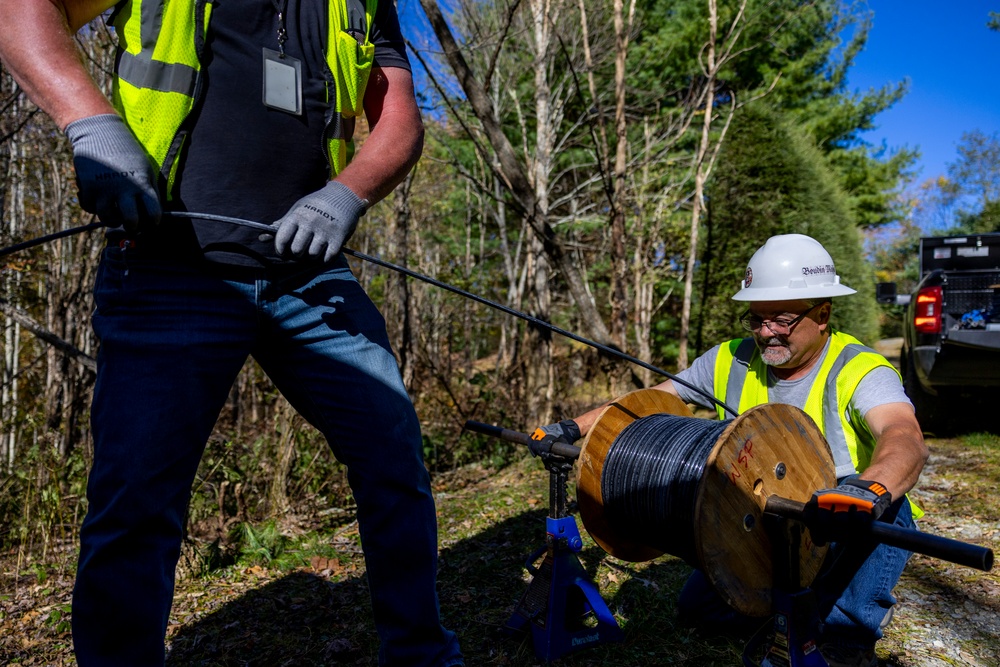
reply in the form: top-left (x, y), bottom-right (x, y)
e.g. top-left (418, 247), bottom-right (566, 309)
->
top-left (673, 335), bottom-right (914, 480)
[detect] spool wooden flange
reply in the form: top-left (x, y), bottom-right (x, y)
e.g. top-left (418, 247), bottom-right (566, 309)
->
top-left (577, 391), bottom-right (836, 618)
top-left (695, 403), bottom-right (835, 617)
top-left (576, 388), bottom-right (694, 562)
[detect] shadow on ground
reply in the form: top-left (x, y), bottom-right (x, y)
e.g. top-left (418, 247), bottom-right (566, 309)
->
top-left (166, 569), bottom-right (376, 665)
top-left (165, 508), bottom-right (722, 666)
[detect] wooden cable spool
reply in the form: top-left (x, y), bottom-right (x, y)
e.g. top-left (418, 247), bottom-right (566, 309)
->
top-left (576, 388), bottom-right (836, 617)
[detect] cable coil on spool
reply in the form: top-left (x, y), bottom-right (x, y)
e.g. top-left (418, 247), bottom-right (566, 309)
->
top-left (577, 389), bottom-right (837, 616)
top-left (602, 414), bottom-right (730, 566)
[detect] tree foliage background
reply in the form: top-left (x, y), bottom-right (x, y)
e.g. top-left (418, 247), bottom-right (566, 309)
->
top-left (697, 105), bottom-right (879, 349)
top-left (0, 0), bottom-right (942, 565)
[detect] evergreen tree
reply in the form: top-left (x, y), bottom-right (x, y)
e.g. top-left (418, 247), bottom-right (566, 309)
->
top-left (630, 0), bottom-right (915, 230)
top-left (694, 105), bottom-right (880, 351)
top-left (951, 200), bottom-right (1000, 235)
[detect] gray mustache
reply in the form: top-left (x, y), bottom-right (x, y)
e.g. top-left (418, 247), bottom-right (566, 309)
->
top-left (758, 337), bottom-right (787, 347)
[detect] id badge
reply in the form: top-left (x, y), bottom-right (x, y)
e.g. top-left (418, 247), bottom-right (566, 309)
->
top-left (262, 47), bottom-right (303, 115)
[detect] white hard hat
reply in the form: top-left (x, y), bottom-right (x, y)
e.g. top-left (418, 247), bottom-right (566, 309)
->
top-left (731, 233), bottom-right (856, 301)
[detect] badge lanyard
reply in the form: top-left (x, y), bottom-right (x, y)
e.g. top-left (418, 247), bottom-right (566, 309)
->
top-left (262, 0), bottom-right (303, 114)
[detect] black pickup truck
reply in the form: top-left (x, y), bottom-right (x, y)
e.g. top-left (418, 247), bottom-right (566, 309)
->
top-left (877, 233), bottom-right (1000, 432)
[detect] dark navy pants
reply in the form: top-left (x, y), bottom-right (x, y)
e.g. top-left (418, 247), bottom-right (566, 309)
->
top-left (73, 245), bottom-right (462, 666)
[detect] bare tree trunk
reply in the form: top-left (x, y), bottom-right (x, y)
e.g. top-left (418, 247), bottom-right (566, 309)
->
top-left (677, 0), bottom-right (744, 369)
top-left (268, 400), bottom-right (298, 516)
top-left (677, 0), bottom-right (718, 370)
top-left (576, 0), bottom-right (610, 174)
top-left (462, 178), bottom-right (475, 379)
top-left (0, 77), bottom-right (11, 472)
top-left (524, 237), bottom-right (553, 422)
top-left (1, 301), bottom-right (20, 471)
top-left (418, 0), bottom-right (613, 347)
top-left (634, 277), bottom-right (654, 386)
top-left (495, 174), bottom-right (520, 369)
top-left (386, 171), bottom-right (415, 387)
top-left (608, 0), bottom-right (637, 394)
top-left (630, 118), bottom-right (656, 388)
top-left (2, 124), bottom-right (25, 470)
top-left (525, 0), bottom-right (559, 422)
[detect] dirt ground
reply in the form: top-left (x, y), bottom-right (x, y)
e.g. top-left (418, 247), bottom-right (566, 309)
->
top-left (876, 441), bottom-right (1000, 667)
top-left (873, 337), bottom-right (904, 370)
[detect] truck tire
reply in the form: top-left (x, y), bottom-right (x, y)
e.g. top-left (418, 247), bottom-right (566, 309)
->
top-left (904, 350), bottom-right (951, 436)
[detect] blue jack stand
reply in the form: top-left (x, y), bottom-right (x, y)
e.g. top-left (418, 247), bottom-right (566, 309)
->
top-left (760, 589), bottom-right (827, 667)
top-left (504, 453), bottom-right (624, 662)
top-left (750, 511), bottom-right (828, 667)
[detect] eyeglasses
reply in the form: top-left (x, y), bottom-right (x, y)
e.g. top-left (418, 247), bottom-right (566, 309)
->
top-left (739, 303), bottom-right (822, 335)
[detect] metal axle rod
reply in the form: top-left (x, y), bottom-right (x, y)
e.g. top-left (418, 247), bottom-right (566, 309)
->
top-left (765, 495), bottom-right (994, 572)
top-left (464, 420), bottom-right (582, 459)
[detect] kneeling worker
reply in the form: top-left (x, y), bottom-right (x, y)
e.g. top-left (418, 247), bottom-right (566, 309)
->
top-left (536, 234), bottom-right (928, 667)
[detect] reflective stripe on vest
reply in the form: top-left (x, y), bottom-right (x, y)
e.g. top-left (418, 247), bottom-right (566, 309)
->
top-left (112, 0), bottom-right (209, 195)
top-left (111, 0), bottom-right (376, 197)
top-left (115, 1), bottom-right (199, 96)
top-left (712, 331), bottom-right (897, 479)
top-left (712, 338), bottom-right (757, 419)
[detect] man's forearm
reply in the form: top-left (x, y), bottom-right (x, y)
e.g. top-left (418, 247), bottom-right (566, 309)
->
top-left (862, 425), bottom-right (928, 501)
top-left (336, 66), bottom-right (424, 205)
top-left (0, 0), bottom-right (117, 129)
top-left (859, 403), bottom-right (928, 500)
top-left (571, 404), bottom-right (608, 438)
top-left (569, 380), bottom-right (680, 438)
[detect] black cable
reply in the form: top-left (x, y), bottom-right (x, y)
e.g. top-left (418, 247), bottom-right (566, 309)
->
top-left (0, 222), bottom-right (104, 259)
top-left (342, 246), bottom-right (736, 416)
top-left (601, 414), bottom-right (731, 565)
top-left (0, 210), bottom-right (739, 417)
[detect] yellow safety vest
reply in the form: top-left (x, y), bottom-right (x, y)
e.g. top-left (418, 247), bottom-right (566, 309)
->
top-left (711, 331), bottom-right (922, 517)
top-left (110, 0), bottom-right (376, 197)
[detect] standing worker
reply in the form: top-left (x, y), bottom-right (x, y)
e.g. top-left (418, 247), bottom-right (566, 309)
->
top-left (0, 2), bottom-right (463, 666)
top-left (535, 234), bottom-right (927, 667)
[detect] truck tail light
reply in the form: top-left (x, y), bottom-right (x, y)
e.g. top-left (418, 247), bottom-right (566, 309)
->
top-left (914, 286), bottom-right (943, 334)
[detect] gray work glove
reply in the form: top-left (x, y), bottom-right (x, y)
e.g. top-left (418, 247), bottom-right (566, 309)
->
top-left (811, 476), bottom-right (893, 521)
top-left (273, 181), bottom-right (368, 262)
top-left (528, 420), bottom-right (582, 457)
top-left (65, 114), bottom-right (161, 233)
top-left (531, 420), bottom-right (582, 444)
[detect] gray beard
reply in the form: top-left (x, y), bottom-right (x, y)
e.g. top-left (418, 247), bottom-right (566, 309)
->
top-left (757, 337), bottom-right (792, 366)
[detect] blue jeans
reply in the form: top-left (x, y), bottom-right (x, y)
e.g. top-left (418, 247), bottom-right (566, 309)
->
top-left (73, 244), bottom-right (463, 667)
top-left (678, 497), bottom-right (915, 647)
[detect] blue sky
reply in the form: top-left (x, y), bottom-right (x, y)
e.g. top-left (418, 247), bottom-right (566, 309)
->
top-left (846, 1), bottom-right (1000, 184)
